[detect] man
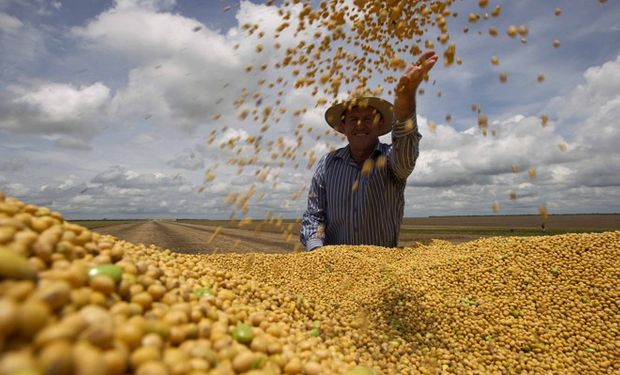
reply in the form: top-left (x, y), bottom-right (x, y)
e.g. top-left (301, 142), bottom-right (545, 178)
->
top-left (300, 50), bottom-right (438, 250)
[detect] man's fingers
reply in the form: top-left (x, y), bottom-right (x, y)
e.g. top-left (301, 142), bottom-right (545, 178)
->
top-left (405, 65), bottom-right (425, 83)
top-left (423, 56), bottom-right (438, 72)
top-left (416, 50), bottom-right (436, 65)
top-left (397, 75), bottom-right (410, 93)
top-left (398, 50), bottom-right (437, 93)
top-left (416, 56), bottom-right (438, 76)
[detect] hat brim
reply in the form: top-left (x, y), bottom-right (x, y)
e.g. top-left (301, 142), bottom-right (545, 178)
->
top-left (325, 97), bottom-right (394, 136)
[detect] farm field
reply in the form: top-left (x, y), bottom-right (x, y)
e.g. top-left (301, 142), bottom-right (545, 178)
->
top-left (70, 220), bottom-right (145, 229)
top-left (78, 214), bottom-right (620, 254)
top-left (92, 221), bottom-right (293, 254)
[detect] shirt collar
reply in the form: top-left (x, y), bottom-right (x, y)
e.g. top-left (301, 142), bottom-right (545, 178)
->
top-left (333, 141), bottom-right (384, 161)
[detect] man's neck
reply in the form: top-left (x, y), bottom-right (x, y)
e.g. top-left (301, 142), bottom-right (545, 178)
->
top-left (349, 140), bottom-right (378, 166)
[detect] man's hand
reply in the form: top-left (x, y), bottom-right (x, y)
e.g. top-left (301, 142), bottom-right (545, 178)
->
top-left (393, 50), bottom-right (438, 122)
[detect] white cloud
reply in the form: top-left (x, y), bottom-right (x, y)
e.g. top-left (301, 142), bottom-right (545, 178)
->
top-left (129, 133), bottom-right (161, 145)
top-left (410, 114), bottom-right (571, 188)
top-left (70, 0), bottom-right (319, 135)
top-left (0, 81), bottom-right (111, 146)
top-left (115, 0), bottom-right (176, 12)
top-left (1, 182), bottom-right (30, 197)
top-left (72, 7), bottom-right (237, 131)
top-left (73, 6), bottom-right (236, 65)
top-left (538, 56), bottom-right (620, 191)
top-left (37, 165), bottom-right (233, 218)
top-left (167, 151), bottom-right (204, 171)
top-left (404, 54), bottom-right (620, 214)
top-left (92, 165), bottom-right (178, 189)
top-left (0, 11), bottom-right (22, 32)
top-left (550, 55), bottom-right (620, 121)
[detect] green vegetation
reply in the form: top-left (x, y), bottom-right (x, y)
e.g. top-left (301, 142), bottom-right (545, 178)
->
top-left (399, 227), bottom-right (605, 237)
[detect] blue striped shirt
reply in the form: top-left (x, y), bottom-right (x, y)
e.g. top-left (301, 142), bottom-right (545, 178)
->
top-left (300, 113), bottom-right (422, 250)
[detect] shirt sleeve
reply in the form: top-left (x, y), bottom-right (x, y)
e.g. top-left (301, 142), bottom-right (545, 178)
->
top-left (300, 154), bottom-right (328, 251)
top-left (387, 111), bottom-right (422, 182)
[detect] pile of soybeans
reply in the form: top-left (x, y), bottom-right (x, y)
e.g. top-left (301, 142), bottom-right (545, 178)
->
top-left (0, 193), bottom-right (618, 374)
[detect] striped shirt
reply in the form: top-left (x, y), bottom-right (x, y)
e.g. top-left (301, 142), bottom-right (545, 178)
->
top-left (300, 113), bottom-right (422, 250)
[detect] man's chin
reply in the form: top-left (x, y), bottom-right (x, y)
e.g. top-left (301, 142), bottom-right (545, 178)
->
top-left (348, 136), bottom-right (378, 148)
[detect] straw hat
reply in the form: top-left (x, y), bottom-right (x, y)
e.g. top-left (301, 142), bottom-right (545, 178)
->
top-left (325, 96), bottom-right (394, 136)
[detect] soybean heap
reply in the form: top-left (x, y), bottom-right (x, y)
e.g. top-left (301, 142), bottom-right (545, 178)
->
top-left (0, 194), bottom-right (618, 374)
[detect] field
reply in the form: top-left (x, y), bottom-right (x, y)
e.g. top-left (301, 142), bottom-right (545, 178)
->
top-left (71, 220), bottom-right (144, 229)
top-left (73, 214), bottom-right (620, 254)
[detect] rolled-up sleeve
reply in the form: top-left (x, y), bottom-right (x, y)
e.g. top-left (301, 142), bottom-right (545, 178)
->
top-left (300, 155), bottom-right (328, 251)
top-left (388, 112), bottom-right (422, 181)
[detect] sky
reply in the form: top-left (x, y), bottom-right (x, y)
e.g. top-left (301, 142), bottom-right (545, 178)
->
top-left (0, 0), bottom-right (619, 220)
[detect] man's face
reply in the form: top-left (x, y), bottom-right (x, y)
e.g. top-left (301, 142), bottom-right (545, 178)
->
top-left (340, 106), bottom-right (384, 149)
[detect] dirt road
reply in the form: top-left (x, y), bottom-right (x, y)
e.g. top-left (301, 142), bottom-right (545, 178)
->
top-left (95, 221), bottom-right (296, 254)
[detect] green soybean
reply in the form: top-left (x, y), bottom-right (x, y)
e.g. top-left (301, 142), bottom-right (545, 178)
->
top-left (232, 323), bottom-right (253, 344)
top-left (88, 264), bottom-right (123, 283)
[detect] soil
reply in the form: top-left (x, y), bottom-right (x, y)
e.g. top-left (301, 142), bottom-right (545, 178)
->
top-left (95, 221), bottom-right (295, 254)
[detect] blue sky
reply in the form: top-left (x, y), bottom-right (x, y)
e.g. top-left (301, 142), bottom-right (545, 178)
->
top-left (1, 0), bottom-right (619, 219)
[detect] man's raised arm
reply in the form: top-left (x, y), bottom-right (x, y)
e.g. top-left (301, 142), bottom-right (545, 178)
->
top-left (388, 111), bottom-right (423, 181)
top-left (388, 50), bottom-right (438, 181)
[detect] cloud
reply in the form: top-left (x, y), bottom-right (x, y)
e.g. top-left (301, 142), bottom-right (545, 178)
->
top-left (0, 81), bottom-right (111, 146)
top-left (0, 11), bottom-right (46, 69)
top-left (0, 0), bottom-right (63, 16)
top-left (9, 165), bottom-right (242, 218)
top-left (114, 0), bottom-right (176, 12)
top-left (404, 54), bottom-right (620, 214)
top-left (409, 114), bottom-right (571, 188)
top-left (72, 7), bottom-right (237, 131)
top-left (167, 151), bottom-right (204, 171)
top-left (73, 4), bottom-right (235, 65)
top-left (547, 56), bottom-right (620, 189)
top-left (0, 12), bottom-right (22, 32)
top-left (129, 133), bottom-right (161, 145)
top-left (549, 55), bottom-right (620, 122)
top-left (0, 156), bottom-right (27, 172)
top-left (53, 136), bottom-right (93, 150)
top-left (71, 0), bottom-right (318, 133)
top-left (92, 165), bottom-right (181, 189)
